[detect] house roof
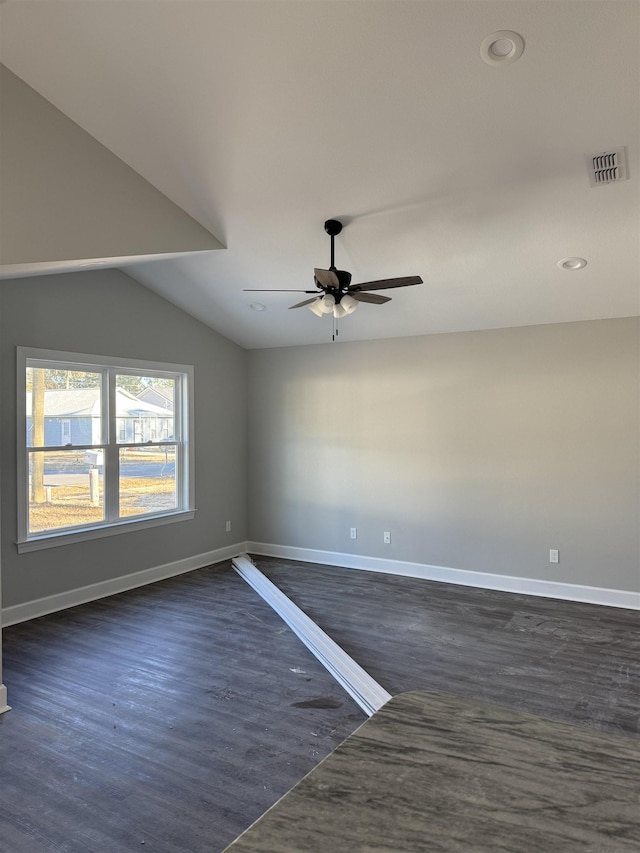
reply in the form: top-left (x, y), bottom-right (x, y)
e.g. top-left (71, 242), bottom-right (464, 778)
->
top-left (138, 386), bottom-right (174, 406)
top-left (1, 1), bottom-right (638, 349)
top-left (26, 389), bottom-right (100, 418)
top-left (26, 388), bottom-right (173, 418)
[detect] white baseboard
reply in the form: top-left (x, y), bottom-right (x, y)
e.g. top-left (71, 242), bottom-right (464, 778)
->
top-left (0, 684), bottom-right (9, 713)
top-left (247, 542), bottom-right (640, 611)
top-left (1, 541), bottom-right (250, 626)
top-left (3, 537), bottom-right (636, 627)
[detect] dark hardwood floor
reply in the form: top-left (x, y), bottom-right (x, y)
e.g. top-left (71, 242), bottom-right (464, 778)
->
top-left (1, 557), bottom-right (638, 852)
top-left (255, 557), bottom-right (640, 736)
top-left (0, 563), bottom-right (364, 853)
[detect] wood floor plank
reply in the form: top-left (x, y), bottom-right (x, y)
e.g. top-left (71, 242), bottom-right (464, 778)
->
top-left (255, 557), bottom-right (640, 736)
top-left (0, 562), bottom-right (364, 852)
top-left (2, 556), bottom-right (638, 852)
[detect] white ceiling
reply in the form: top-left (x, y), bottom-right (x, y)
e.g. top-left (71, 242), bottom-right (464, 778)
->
top-left (1, 0), bottom-right (638, 349)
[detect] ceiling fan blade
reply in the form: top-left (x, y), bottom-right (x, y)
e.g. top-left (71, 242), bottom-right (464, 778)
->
top-left (352, 292), bottom-right (391, 304)
top-left (289, 297), bottom-right (319, 309)
top-left (244, 289), bottom-right (319, 293)
top-left (351, 275), bottom-right (423, 292)
top-left (314, 268), bottom-right (340, 289)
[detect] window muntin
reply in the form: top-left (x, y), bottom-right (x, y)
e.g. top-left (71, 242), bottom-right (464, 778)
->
top-left (18, 348), bottom-right (194, 549)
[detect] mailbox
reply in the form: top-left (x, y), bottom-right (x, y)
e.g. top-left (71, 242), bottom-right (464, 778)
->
top-left (84, 450), bottom-right (104, 467)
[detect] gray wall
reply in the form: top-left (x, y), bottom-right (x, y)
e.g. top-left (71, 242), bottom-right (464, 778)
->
top-left (247, 318), bottom-right (639, 593)
top-left (0, 64), bottom-right (222, 267)
top-left (0, 269), bottom-right (247, 608)
top-left (2, 279), bottom-right (637, 610)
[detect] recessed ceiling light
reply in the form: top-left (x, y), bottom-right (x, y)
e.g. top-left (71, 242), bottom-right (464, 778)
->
top-left (480, 31), bottom-right (525, 65)
top-left (249, 302), bottom-right (266, 311)
top-left (557, 257), bottom-right (587, 271)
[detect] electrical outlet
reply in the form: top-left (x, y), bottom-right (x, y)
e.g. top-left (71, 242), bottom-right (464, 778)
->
top-left (226, 521), bottom-right (232, 533)
top-left (350, 527), bottom-right (357, 540)
top-left (383, 531), bottom-right (391, 544)
top-left (549, 548), bottom-right (559, 563)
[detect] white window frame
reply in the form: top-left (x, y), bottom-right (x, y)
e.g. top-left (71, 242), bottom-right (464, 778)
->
top-left (16, 347), bottom-right (196, 553)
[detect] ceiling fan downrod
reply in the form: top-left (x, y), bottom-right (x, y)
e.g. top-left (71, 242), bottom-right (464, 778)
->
top-left (324, 219), bottom-right (342, 270)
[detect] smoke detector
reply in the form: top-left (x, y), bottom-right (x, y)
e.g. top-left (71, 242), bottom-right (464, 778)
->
top-left (587, 148), bottom-right (628, 186)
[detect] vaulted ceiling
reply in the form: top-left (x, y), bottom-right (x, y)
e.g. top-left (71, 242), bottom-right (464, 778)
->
top-left (1, 1), bottom-right (638, 348)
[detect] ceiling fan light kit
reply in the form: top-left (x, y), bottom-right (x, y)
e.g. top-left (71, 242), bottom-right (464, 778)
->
top-left (309, 289), bottom-right (359, 319)
top-left (340, 294), bottom-right (358, 314)
top-left (333, 302), bottom-right (348, 319)
top-left (319, 293), bottom-right (336, 314)
top-left (244, 219), bottom-right (423, 334)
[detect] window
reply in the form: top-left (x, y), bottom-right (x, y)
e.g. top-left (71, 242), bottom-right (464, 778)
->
top-left (17, 347), bottom-right (195, 552)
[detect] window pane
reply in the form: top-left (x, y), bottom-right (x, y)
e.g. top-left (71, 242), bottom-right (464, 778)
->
top-left (119, 446), bottom-right (177, 518)
top-left (115, 375), bottom-right (175, 444)
top-left (28, 450), bottom-right (104, 533)
top-left (26, 366), bottom-right (102, 447)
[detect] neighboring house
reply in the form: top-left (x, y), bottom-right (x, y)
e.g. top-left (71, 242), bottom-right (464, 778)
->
top-left (26, 388), bottom-right (174, 446)
top-left (137, 385), bottom-right (174, 412)
top-left (26, 388), bottom-right (100, 447)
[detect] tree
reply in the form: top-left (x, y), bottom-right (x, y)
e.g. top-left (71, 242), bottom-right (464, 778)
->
top-left (26, 368), bottom-right (100, 390)
top-left (116, 375), bottom-right (174, 396)
top-left (116, 375), bottom-right (145, 396)
top-left (45, 369), bottom-right (99, 389)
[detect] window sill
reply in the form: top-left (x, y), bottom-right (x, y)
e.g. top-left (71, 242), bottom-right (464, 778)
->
top-left (17, 509), bottom-right (196, 553)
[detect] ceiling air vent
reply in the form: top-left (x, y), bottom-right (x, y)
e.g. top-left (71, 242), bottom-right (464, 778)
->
top-left (587, 147), bottom-right (628, 186)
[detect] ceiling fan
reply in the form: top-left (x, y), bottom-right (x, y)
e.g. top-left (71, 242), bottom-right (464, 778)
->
top-left (245, 219), bottom-right (423, 319)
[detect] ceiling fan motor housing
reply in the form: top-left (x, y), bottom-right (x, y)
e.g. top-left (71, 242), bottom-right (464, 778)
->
top-left (324, 219), bottom-right (343, 237)
top-left (335, 269), bottom-right (352, 294)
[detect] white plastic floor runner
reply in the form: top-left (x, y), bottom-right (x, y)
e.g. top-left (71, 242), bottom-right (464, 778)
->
top-left (232, 554), bottom-right (392, 717)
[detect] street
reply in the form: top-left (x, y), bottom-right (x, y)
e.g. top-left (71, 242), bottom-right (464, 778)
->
top-left (43, 460), bottom-right (175, 486)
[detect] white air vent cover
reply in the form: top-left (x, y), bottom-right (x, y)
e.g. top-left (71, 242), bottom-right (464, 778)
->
top-left (588, 148), bottom-right (628, 186)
